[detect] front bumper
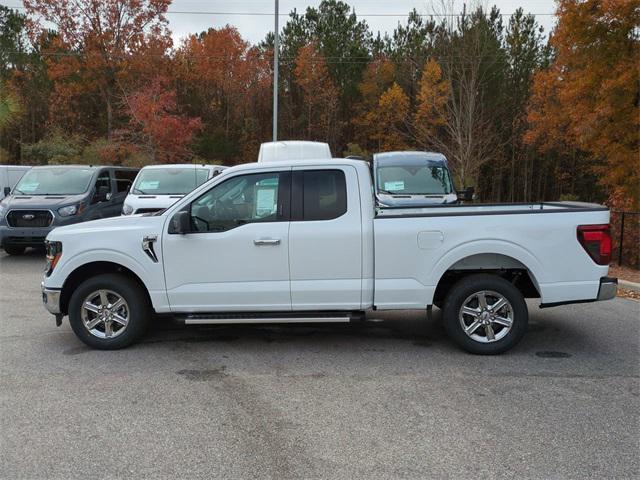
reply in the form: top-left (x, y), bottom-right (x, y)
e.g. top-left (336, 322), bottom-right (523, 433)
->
top-left (596, 276), bottom-right (618, 301)
top-left (0, 225), bottom-right (54, 247)
top-left (41, 282), bottom-right (62, 315)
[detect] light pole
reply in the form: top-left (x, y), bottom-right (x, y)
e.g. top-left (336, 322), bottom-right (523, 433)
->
top-left (272, 0), bottom-right (279, 142)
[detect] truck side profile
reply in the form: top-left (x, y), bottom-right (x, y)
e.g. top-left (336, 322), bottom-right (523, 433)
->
top-left (41, 159), bottom-right (617, 354)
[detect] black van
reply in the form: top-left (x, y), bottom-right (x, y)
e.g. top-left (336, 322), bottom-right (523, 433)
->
top-left (0, 165), bottom-right (139, 255)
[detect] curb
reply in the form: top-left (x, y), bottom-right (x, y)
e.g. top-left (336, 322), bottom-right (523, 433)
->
top-left (619, 279), bottom-right (640, 293)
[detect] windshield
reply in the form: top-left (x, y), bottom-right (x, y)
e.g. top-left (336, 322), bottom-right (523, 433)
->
top-left (14, 168), bottom-right (94, 195)
top-left (377, 165), bottom-right (453, 195)
top-left (132, 168), bottom-right (209, 195)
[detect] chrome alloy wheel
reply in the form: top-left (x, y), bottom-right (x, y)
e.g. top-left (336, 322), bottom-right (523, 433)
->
top-left (458, 290), bottom-right (514, 343)
top-left (80, 289), bottom-right (130, 339)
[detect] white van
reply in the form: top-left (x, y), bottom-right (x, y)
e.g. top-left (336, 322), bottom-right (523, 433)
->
top-left (122, 164), bottom-right (226, 215)
top-left (0, 165), bottom-right (31, 200)
top-left (258, 141), bottom-right (332, 163)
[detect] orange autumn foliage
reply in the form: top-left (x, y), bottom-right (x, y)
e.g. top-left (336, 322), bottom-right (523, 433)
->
top-left (293, 42), bottom-right (339, 142)
top-left (124, 77), bottom-right (202, 162)
top-left (525, 0), bottom-right (640, 206)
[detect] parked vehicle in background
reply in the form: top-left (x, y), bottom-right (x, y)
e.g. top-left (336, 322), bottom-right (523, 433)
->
top-left (0, 165), bottom-right (31, 200)
top-left (373, 152), bottom-right (467, 207)
top-left (41, 158), bottom-right (616, 354)
top-left (258, 141), bottom-right (332, 163)
top-left (122, 164), bottom-right (226, 216)
top-left (0, 165), bottom-right (138, 255)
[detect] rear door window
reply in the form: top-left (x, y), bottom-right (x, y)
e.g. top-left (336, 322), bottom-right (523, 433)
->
top-left (293, 169), bottom-right (347, 221)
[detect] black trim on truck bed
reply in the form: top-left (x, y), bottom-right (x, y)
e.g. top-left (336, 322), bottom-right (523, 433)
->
top-left (375, 202), bottom-right (608, 219)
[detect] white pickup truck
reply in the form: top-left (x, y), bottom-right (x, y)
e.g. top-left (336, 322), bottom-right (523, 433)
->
top-left (41, 159), bottom-right (617, 354)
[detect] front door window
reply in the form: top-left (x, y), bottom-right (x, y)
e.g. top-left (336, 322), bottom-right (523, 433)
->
top-left (190, 172), bottom-right (285, 233)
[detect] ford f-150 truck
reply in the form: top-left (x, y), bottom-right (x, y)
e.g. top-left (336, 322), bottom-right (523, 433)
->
top-left (41, 159), bottom-right (617, 354)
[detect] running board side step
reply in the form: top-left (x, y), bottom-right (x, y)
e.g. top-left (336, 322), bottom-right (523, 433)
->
top-left (180, 311), bottom-right (364, 325)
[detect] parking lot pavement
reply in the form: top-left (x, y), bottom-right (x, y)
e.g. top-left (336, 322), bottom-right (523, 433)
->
top-left (1, 251), bottom-right (638, 480)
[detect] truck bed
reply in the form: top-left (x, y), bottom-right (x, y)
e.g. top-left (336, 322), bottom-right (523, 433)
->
top-left (375, 201), bottom-right (608, 218)
top-left (372, 201), bottom-right (610, 309)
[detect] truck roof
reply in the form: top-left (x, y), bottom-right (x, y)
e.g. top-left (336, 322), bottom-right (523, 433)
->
top-left (258, 141), bottom-right (332, 163)
top-left (28, 164), bottom-right (138, 170)
top-left (138, 163), bottom-right (225, 170)
top-left (222, 158), bottom-right (367, 175)
top-left (374, 151), bottom-right (448, 167)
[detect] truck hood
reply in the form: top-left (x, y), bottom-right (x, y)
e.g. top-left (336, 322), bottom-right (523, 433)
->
top-left (47, 214), bottom-right (163, 239)
top-left (124, 194), bottom-right (184, 213)
top-left (4, 193), bottom-right (87, 209)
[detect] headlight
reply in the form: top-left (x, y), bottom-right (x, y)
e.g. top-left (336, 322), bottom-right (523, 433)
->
top-left (122, 204), bottom-right (134, 215)
top-left (58, 205), bottom-right (78, 217)
top-left (45, 240), bottom-right (63, 276)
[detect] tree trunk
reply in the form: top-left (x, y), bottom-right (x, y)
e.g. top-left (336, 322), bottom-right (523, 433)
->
top-left (106, 86), bottom-right (113, 140)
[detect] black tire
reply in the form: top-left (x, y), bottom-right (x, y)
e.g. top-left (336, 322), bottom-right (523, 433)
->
top-left (4, 245), bottom-right (26, 255)
top-left (442, 274), bottom-right (528, 355)
top-left (68, 273), bottom-right (150, 349)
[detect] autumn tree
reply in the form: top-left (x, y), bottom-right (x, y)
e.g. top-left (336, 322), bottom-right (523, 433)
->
top-left (294, 42), bottom-right (339, 143)
top-left (525, 0), bottom-right (640, 206)
top-left (352, 57), bottom-right (396, 151)
top-left (23, 0), bottom-right (172, 139)
top-left (123, 77), bottom-right (202, 162)
top-left (374, 83), bottom-right (410, 151)
top-left (176, 26), bottom-right (271, 163)
top-left (388, 10), bottom-right (437, 102)
top-left (435, 6), bottom-right (506, 189)
top-left (412, 59), bottom-right (450, 147)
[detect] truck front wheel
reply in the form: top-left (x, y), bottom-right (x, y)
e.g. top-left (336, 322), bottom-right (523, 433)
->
top-left (68, 273), bottom-right (150, 349)
top-left (442, 274), bottom-right (528, 355)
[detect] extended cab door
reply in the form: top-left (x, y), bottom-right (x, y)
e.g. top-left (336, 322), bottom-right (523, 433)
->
top-left (162, 169), bottom-right (292, 312)
top-left (288, 166), bottom-right (363, 310)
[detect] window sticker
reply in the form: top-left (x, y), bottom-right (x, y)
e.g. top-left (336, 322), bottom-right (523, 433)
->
top-left (138, 180), bottom-right (160, 190)
top-left (384, 181), bottom-right (405, 192)
top-left (20, 182), bottom-right (39, 192)
top-left (256, 188), bottom-right (276, 216)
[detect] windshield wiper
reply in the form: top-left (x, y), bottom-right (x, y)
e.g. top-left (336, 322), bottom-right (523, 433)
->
top-left (132, 188), bottom-right (149, 195)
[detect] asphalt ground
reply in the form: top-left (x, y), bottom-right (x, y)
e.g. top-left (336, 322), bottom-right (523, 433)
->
top-left (1, 250), bottom-right (639, 479)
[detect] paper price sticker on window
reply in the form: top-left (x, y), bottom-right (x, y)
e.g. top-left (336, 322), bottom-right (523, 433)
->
top-left (384, 181), bottom-right (405, 192)
top-left (256, 188), bottom-right (276, 216)
top-left (138, 181), bottom-right (160, 190)
top-left (19, 182), bottom-right (39, 192)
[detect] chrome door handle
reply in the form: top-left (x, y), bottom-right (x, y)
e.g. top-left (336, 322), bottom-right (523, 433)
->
top-left (253, 238), bottom-right (281, 246)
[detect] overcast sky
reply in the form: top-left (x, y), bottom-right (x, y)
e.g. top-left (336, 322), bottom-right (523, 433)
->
top-left (165, 0), bottom-right (557, 46)
top-left (3, 0), bottom-right (558, 46)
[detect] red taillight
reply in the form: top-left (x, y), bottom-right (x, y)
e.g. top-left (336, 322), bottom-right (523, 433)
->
top-left (577, 224), bottom-right (611, 265)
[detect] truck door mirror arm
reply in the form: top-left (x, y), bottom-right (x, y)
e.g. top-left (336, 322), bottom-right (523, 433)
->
top-left (169, 210), bottom-right (192, 234)
top-left (457, 186), bottom-right (474, 202)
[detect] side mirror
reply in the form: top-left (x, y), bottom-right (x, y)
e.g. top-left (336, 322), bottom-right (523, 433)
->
top-left (457, 186), bottom-right (475, 202)
top-left (169, 210), bottom-right (191, 234)
top-left (95, 185), bottom-right (111, 202)
top-left (4, 187), bottom-right (11, 197)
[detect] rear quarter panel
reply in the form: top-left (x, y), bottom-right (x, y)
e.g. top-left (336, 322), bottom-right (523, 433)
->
top-left (373, 208), bottom-right (610, 308)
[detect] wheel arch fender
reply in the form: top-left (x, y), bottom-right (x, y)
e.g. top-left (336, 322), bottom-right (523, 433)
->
top-left (56, 250), bottom-right (161, 315)
top-left (430, 240), bottom-right (544, 292)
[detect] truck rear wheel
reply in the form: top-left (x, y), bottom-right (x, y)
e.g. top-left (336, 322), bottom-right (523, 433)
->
top-left (68, 273), bottom-right (150, 350)
top-left (442, 274), bottom-right (528, 355)
top-left (4, 245), bottom-right (26, 255)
